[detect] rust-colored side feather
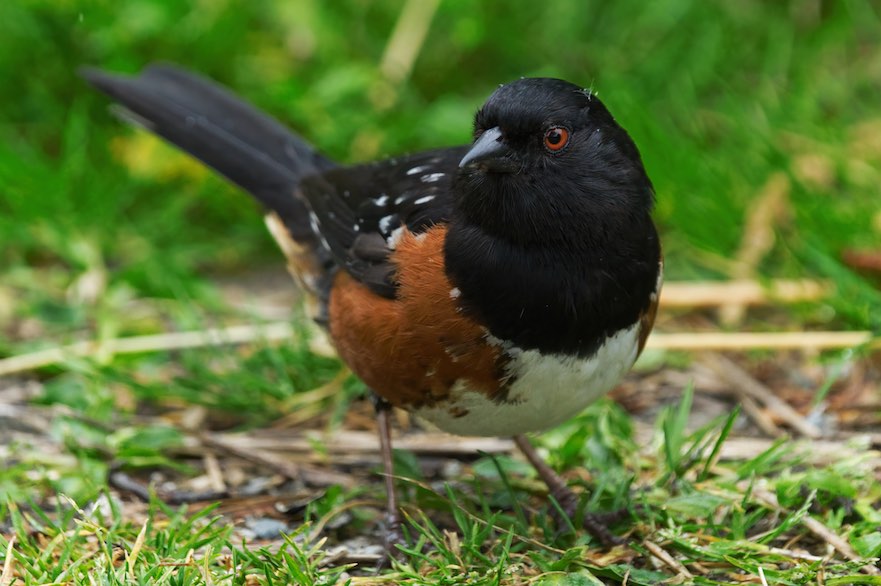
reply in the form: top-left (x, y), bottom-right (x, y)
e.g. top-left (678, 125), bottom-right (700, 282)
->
top-left (328, 226), bottom-right (507, 408)
top-left (637, 259), bottom-right (663, 356)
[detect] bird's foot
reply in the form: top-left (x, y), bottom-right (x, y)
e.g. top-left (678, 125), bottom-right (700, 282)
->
top-left (383, 512), bottom-right (406, 560)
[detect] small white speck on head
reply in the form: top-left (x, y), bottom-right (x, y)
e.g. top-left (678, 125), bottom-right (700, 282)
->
top-left (449, 287), bottom-right (461, 299)
top-left (406, 165), bottom-right (428, 176)
top-left (375, 194), bottom-right (389, 206)
top-left (421, 173), bottom-right (445, 183)
top-left (413, 195), bottom-right (435, 205)
top-left (343, 190), bottom-right (351, 198)
top-left (378, 215), bottom-right (395, 234)
top-left (354, 224), bottom-right (360, 232)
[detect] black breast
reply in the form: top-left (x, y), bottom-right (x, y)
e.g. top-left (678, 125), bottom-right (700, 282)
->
top-left (444, 216), bottom-right (660, 357)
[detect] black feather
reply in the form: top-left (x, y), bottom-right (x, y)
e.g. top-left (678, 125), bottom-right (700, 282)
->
top-left (298, 149), bottom-right (463, 297)
top-left (80, 63), bottom-right (334, 242)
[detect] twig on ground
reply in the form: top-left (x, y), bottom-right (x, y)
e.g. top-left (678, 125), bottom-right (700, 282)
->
top-left (738, 393), bottom-right (784, 438)
top-left (108, 471), bottom-right (152, 502)
top-left (210, 429), bottom-right (513, 458)
top-left (0, 322), bottom-right (298, 377)
top-left (703, 354), bottom-right (822, 438)
top-left (199, 426), bottom-right (881, 471)
top-left (751, 487), bottom-right (881, 575)
top-left (765, 546), bottom-right (824, 562)
top-left (200, 433), bottom-right (356, 488)
top-left (643, 540), bottom-right (694, 579)
top-left (660, 279), bottom-right (830, 307)
top-left (109, 470), bottom-right (230, 505)
top-left (632, 424), bottom-right (881, 467)
top-left (646, 331), bottom-right (876, 351)
top-left (203, 452), bottom-right (227, 493)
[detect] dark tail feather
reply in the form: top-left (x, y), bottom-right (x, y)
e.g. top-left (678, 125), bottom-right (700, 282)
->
top-left (80, 63), bottom-right (335, 241)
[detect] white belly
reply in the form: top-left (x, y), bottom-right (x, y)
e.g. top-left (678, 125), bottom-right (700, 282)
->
top-left (414, 322), bottom-right (641, 437)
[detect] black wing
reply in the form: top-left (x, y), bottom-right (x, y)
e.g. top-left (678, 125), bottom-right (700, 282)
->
top-left (301, 147), bottom-right (467, 298)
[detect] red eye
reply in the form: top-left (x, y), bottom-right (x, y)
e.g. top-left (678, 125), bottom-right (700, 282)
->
top-left (543, 126), bottom-right (570, 152)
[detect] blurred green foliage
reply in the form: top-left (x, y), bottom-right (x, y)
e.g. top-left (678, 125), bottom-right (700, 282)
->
top-left (2, 0), bottom-right (880, 347)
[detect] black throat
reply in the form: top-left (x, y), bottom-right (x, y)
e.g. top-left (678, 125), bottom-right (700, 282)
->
top-left (444, 206), bottom-right (660, 357)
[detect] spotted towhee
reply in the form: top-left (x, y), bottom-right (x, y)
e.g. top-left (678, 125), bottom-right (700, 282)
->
top-left (83, 65), bottom-right (662, 547)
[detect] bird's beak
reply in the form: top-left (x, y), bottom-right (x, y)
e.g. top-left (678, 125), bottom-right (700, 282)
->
top-left (458, 127), bottom-right (517, 172)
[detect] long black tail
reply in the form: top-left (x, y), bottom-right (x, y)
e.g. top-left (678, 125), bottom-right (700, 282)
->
top-left (80, 63), bottom-right (335, 242)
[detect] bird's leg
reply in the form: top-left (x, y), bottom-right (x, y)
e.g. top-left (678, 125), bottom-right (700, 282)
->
top-left (513, 434), bottom-right (627, 546)
top-left (372, 394), bottom-right (405, 554)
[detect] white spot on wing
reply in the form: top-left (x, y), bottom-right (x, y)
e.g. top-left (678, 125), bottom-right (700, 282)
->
top-left (413, 195), bottom-right (435, 205)
top-left (420, 173), bottom-right (445, 183)
top-left (375, 194), bottom-right (389, 206)
top-left (308, 212), bottom-right (321, 234)
top-left (406, 165), bottom-right (428, 175)
top-left (378, 215), bottom-right (396, 234)
top-left (449, 287), bottom-right (461, 299)
top-left (387, 226), bottom-right (405, 248)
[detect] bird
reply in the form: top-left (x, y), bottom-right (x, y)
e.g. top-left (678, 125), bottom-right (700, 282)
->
top-left (82, 64), bottom-right (662, 549)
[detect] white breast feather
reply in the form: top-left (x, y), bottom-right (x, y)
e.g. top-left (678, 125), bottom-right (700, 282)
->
top-left (415, 322), bottom-right (641, 437)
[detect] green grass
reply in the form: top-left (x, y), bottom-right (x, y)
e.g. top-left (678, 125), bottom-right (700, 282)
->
top-left (3, 398), bottom-right (881, 583)
top-left (2, 0), bottom-right (881, 583)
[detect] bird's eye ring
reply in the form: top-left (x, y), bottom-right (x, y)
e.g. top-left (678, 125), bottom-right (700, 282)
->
top-left (543, 126), bottom-right (570, 152)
